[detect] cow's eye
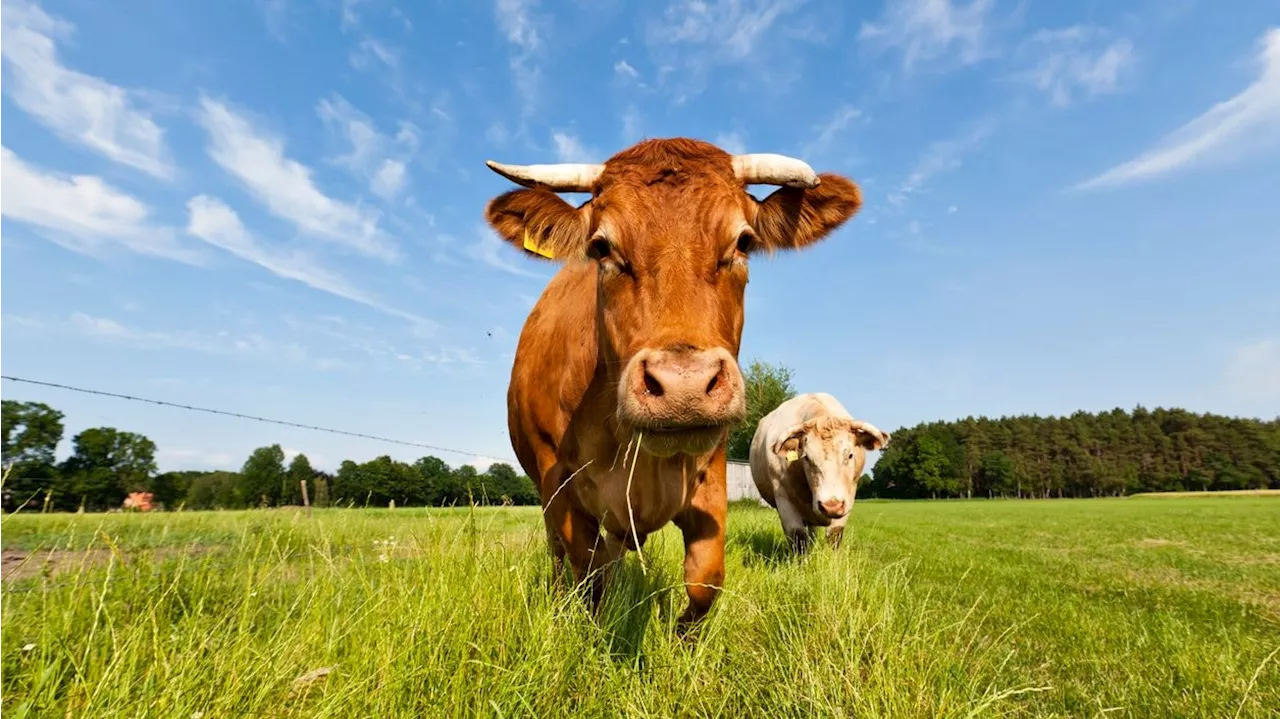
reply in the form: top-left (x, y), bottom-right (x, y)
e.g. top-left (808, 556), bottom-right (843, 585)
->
top-left (586, 237), bottom-right (611, 260)
top-left (736, 229), bottom-right (756, 255)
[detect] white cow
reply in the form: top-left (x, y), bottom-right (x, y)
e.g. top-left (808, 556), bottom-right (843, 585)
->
top-left (749, 392), bottom-right (890, 551)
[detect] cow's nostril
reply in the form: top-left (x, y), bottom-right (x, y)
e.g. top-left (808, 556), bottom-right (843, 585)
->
top-left (705, 371), bottom-right (720, 396)
top-left (642, 365), bottom-right (665, 397)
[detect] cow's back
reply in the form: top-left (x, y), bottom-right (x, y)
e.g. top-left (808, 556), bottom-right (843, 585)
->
top-left (507, 260), bottom-right (600, 485)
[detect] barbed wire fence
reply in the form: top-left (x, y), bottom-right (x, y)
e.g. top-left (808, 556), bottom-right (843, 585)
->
top-left (1, 375), bottom-right (519, 465)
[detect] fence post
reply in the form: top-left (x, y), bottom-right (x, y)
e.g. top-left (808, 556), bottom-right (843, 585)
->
top-left (300, 479), bottom-right (312, 518)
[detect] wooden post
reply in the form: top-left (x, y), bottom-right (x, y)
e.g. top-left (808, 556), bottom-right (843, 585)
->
top-left (300, 479), bottom-right (312, 518)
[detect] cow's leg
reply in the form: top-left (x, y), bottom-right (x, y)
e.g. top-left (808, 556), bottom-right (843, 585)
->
top-left (826, 515), bottom-right (849, 549)
top-left (673, 456), bottom-right (727, 632)
top-left (537, 462), bottom-right (572, 588)
top-left (774, 494), bottom-right (811, 553)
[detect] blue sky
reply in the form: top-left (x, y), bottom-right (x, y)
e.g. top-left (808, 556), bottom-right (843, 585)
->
top-left (3, 0), bottom-right (1278, 474)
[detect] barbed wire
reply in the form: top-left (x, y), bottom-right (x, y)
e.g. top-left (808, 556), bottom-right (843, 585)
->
top-left (1, 375), bottom-right (517, 464)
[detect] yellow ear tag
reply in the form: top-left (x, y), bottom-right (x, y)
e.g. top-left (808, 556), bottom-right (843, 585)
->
top-left (785, 450), bottom-right (799, 462)
top-left (522, 229), bottom-right (554, 259)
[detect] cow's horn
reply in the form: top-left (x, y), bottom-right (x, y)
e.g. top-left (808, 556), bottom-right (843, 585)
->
top-left (485, 160), bottom-right (604, 192)
top-left (731, 153), bottom-right (820, 189)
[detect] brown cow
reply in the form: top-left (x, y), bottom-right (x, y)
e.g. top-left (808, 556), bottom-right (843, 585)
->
top-left (483, 138), bottom-right (863, 630)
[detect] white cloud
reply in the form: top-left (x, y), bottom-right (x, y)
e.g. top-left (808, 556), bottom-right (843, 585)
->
top-left (1075, 28), bottom-right (1280, 191)
top-left (197, 96), bottom-right (400, 262)
top-left (654, 0), bottom-right (799, 60)
top-left (801, 104), bottom-right (862, 159)
top-left (371, 160), bottom-right (407, 198)
top-left (185, 195), bottom-right (430, 327)
top-left (349, 37), bottom-right (398, 70)
top-left (859, 0), bottom-right (994, 72)
top-left (715, 130), bottom-right (747, 155)
top-left (551, 132), bottom-right (596, 163)
top-left (494, 0), bottom-right (545, 116)
top-left (68, 311), bottom-right (345, 370)
top-left (887, 122), bottom-right (992, 208)
top-left (468, 224), bottom-right (546, 279)
top-left (621, 106), bottom-right (644, 144)
top-left (317, 94), bottom-right (418, 200)
top-left (157, 448), bottom-right (240, 472)
top-left (0, 0), bottom-right (174, 178)
top-left (646, 0), bottom-right (808, 101)
top-left (614, 59), bottom-right (639, 79)
top-left (1225, 339), bottom-right (1280, 402)
top-left (1, 146), bottom-right (199, 263)
top-left (1015, 27), bottom-right (1134, 107)
top-left (495, 0), bottom-right (541, 52)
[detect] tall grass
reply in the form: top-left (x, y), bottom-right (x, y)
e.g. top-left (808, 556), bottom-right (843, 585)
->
top-left (3, 498), bottom-right (1277, 717)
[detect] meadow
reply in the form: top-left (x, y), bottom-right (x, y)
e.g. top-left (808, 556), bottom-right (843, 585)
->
top-left (2, 496), bottom-right (1277, 718)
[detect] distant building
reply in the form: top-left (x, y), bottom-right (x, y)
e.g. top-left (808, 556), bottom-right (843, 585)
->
top-left (123, 491), bottom-right (155, 512)
top-left (726, 460), bottom-right (766, 505)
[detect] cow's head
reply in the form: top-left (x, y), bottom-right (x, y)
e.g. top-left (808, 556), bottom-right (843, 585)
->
top-left (484, 138), bottom-right (862, 458)
top-left (774, 418), bottom-right (889, 519)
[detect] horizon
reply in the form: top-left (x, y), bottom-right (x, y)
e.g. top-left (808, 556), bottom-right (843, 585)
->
top-left (3, 0), bottom-right (1279, 474)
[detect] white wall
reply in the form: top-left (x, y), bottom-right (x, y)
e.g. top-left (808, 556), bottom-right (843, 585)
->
top-left (726, 459), bottom-right (767, 505)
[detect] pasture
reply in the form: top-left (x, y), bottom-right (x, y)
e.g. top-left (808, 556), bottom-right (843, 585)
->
top-left (2, 497), bottom-right (1277, 718)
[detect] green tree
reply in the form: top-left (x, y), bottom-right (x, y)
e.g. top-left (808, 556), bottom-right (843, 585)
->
top-left (287, 453), bottom-right (316, 506)
top-left (58, 427), bottom-right (157, 510)
top-left (184, 471), bottom-right (242, 510)
top-left (239, 445), bottom-right (286, 507)
top-left (1, 400), bottom-right (65, 509)
top-left (726, 360), bottom-right (797, 461)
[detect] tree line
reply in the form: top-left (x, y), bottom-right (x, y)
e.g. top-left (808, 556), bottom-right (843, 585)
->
top-left (864, 407), bottom-right (1280, 499)
top-left (2, 399), bottom-right (539, 512)
top-left (6, 374), bottom-right (1278, 511)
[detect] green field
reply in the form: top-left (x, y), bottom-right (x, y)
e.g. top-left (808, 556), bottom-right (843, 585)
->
top-left (2, 497), bottom-right (1277, 718)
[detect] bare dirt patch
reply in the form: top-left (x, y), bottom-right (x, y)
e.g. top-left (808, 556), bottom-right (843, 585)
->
top-left (1, 549), bottom-right (114, 583)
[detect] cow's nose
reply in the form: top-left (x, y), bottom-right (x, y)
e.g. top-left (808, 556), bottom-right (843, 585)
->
top-left (627, 346), bottom-right (743, 424)
top-left (819, 498), bottom-right (848, 518)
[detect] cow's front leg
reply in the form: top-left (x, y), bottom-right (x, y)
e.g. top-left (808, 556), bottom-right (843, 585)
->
top-left (673, 456), bottom-right (727, 633)
top-left (774, 494), bottom-right (812, 554)
top-left (826, 515), bottom-right (849, 549)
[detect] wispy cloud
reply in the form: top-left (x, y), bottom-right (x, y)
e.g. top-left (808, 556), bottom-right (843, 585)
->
top-left (646, 0), bottom-right (810, 102)
top-left (1, 146), bottom-right (200, 263)
top-left (197, 96), bottom-right (400, 262)
top-left (887, 122), bottom-right (993, 208)
top-left (715, 130), bottom-right (747, 155)
top-left (157, 448), bottom-right (239, 472)
top-left (0, 0), bottom-right (174, 178)
top-left (468, 224), bottom-right (546, 279)
top-left (614, 59), bottom-right (640, 79)
top-left (858, 0), bottom-right (994, 73)
top-left (551, 131), bottom-right (597, 163)
top-left (1075, 27), bottom-right (1280, 191)
top-left (801, 104), bottom-right (862, 159)
top-left (317, 94), bottom-right (419, 201)
top-left (1014, 26), bottom-right (1134, 107)
top-left (1225, 338), bottom-right (1280, 403)
top-left (67, 311), bottom-right (347, 370)
top-left (185, 195), bottom-right (431, 328)
top-left (349, 37), bottom-right (398, 71)
top-left (494, 0), bottom-right (546, 117)
top-left (283, 314), bottom-right (484, 370)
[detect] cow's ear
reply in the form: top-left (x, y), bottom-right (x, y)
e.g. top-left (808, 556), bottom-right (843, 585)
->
top-left (750, 173), bottom-right (862, 254)
top-left (484, 188), bottom-right (590, 262)
top-left (848, 420), bottom-right (890, 451)
top-left (773, 424), bottom-right (807, 459)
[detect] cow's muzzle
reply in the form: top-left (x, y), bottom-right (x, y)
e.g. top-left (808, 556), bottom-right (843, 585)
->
top-left (617, 346), bottom-right (746, 456)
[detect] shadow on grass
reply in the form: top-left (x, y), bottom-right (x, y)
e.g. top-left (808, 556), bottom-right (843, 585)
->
top-left (596, 558), bottom-right (675, 665)
top-left (731, 527), bottom-right (800, 568)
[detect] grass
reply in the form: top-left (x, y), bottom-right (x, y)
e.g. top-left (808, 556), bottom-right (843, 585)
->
top-left (2, 497), bottom-right (1277, 718)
